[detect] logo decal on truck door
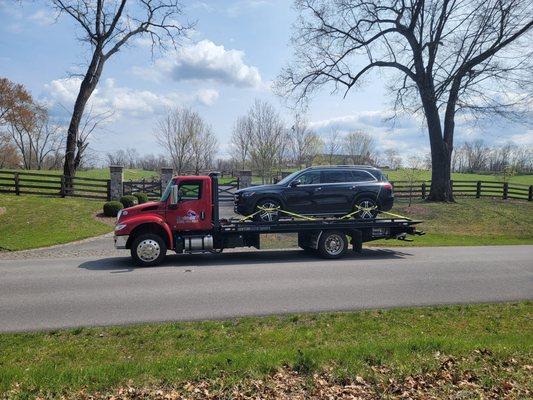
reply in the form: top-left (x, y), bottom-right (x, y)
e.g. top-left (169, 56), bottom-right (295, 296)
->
top-left (177, 210), bottom-right (198, 223)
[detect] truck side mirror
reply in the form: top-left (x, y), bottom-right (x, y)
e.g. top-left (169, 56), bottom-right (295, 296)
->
top-left (290, 179), bottom-right (301, 187)
top-left (169, 185), bottom-right (179, 206)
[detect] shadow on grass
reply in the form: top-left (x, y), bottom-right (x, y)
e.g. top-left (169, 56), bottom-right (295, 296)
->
top-left (78, 248), bottom-right (412, 273)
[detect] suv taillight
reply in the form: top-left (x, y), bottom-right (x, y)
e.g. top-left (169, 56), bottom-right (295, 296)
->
top-left (383, 183), bottom-right (393, 191)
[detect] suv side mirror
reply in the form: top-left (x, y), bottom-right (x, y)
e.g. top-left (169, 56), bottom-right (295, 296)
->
top-left (290, 179), bottom-right (301, 187)
top-left (169, 185), bottom-right (180, 206)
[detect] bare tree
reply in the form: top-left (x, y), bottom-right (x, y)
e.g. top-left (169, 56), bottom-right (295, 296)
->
top-left (289, 114), bottom-right (323, 167)
top-left (73, 107), bottom-right (114, 170)
top-left (383, 149), bottom-right (402, 170)
top-left (156, 107), bottom-right (217, 174)
top-left (243, 100), bottom-right (286, 183)
top-left (51, 0), bottom-right (192, 182)
top-left (324, 128), bottom-right (341, 165)
top-left (463, 140), bottom-right (491, 172)
top-left (230, 116), bottom-right (253, 170)
top-left (106, 149), bottom-right (128, 166)
top-left (343, 131), bottom-right (376, 165)
top-left (279, 0), bottom-right (533, 201)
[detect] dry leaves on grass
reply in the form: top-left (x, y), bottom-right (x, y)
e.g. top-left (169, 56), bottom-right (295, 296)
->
top-left (7, 352), bottom-right (531, 400)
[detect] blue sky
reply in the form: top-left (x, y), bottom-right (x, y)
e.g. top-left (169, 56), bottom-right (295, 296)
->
top-left (0, 0), bottom-right (531, 163)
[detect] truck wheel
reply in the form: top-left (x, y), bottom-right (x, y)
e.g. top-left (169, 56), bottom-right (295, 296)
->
top-left (318, 231), bottom-right (348, 259)
top-left (254, 199), bottom-right (281, 222)
top-left (131, 233), bottom-right (167, 267)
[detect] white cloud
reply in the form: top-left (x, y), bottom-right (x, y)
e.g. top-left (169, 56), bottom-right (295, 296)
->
top-left (29, 9), bottom-right (56, 26)
top-left (134, 39), bottom-right (262, 88)
top-left (42, 77), bottom-right (219, 120)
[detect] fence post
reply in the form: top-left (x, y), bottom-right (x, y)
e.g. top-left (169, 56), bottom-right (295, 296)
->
top-left (421, 182), bottom-right (426, 199)
top-left (14, 172), bottom-right (20, 196)
top-left (503, 182), bottom-right (508, 200)
top-left (106, 180), bottom-right (111, 201)
top-left (476, 181), bottom-right (481, 198)
top-left (160, 167), bottom-right (174, 192)
top-left (109, 165), bottom-right (124, 201)
top-left (142, 178), bottom-right (146, 193)
top-left (235, 170), bottom-right (252, 188)
top-left (60, 175), bottom-right (66, 198)
top-left (529, 185), bottom-right (532, 202)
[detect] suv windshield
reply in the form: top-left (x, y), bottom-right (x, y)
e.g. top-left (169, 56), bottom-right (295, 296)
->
top-left (276, 171), bottom-right (301, 186)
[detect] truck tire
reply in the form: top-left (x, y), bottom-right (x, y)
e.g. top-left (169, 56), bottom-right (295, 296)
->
top-left (318, 231), bottom-right (348, 259)
top-left (131, 233), bottom-right (167, 267)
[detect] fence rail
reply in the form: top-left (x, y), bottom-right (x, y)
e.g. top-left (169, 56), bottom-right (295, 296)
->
top-left (0, 170), bottom-right (110, 200)
top-left (391, 180), bottom-right (532, 201)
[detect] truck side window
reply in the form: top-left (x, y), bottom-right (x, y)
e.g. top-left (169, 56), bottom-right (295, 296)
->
top-left (179, 181), bottom-right (202, 200)
top-left (322, 170), bottom-right (350, 183)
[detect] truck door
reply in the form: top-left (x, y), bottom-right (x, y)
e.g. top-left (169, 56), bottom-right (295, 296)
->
top-left (166, 178), bottom-right (212, 232)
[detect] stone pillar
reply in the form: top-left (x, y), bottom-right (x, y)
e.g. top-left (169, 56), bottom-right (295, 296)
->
top-left (161, 167), bottom-right (174, 190)
top-left (236, 170), bottom-right (252, 188)
top-left (109, 165), bottom-right (123, 201)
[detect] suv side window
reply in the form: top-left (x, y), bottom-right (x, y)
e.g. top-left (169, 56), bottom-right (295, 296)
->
top-left (297, 171), bottom-right (321, 185)
top-left (321, 170), bottom-right (351, 183)
top-left (350, 170), bottom-right (376, 182)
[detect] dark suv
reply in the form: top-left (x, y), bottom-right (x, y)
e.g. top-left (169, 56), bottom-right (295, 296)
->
top-left (234, 165), bottom-right (393, 222)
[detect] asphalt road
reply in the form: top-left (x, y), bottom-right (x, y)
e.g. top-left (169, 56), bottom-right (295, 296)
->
top-left (0, 245), bottom-right (532, 332)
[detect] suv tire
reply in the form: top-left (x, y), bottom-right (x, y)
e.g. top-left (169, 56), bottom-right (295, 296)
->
top-left (254, 199), bottom-right (281, 222)
top-left (355, 197), bottom-right (379, 220)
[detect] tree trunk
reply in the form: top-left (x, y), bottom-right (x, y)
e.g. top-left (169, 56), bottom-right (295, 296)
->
top-left (419, 84), bottom-right (455, 202)
top-left (62, 50), bottom-right (105, 187)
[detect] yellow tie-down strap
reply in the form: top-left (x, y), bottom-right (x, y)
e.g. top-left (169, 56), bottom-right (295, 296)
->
top-left (238, 205), bottom-right (316, 222)
top-left (239, 204), bottom-right (412, 222)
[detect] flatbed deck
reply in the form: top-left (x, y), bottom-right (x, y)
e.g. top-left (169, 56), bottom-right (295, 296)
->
top-left (219, 217), bottom-right (421, 234)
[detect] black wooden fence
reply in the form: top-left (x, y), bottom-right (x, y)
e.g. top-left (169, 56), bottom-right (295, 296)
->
top-left (391, 180), bottom-right (532, 201)
top-left (0, 170), bottom-right (110, 200)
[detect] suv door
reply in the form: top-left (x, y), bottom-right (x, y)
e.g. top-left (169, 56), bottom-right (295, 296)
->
top-left (283, 170), bottom-right (322, 214)
top-left (318, 170), bottom-right (356, 213)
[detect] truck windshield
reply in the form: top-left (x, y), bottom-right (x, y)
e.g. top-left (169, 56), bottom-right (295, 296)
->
top-left (160, 180), bottom-right (173, 201)
top-left (276, 171), bottom-right (300, 186)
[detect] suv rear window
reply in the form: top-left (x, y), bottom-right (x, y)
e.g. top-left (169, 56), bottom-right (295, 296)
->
top-left (321, 170), bottom-right (352, 183)
top-left (350, 170), bottom-right (376, 182)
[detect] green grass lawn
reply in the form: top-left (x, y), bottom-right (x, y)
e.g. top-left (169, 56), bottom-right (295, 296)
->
top-left (0, 194), bottom-right (111, 251)
top-left (1, 302), bottom-right (531, 398)
top-left (260, 197), bottom-right (533, 249)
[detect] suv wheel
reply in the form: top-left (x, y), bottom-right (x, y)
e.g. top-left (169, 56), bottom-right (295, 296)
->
top-left (318, 231), bottom-right (348, 258)
top-left (131, 233), bottom-right (167, 267)
top-left (356, 198), bottom-right (379, 220)
top-left (254, 199), bottom-right (281, 222)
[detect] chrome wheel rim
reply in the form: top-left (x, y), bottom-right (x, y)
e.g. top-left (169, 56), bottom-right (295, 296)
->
top-left (259, 202), bottom-right (278, 222)
top-left (137, 239), bottom-right (160, 262)
top-left (359, 200), bottom-right (376, 219)
top-left (324, 234), bottom-right (344, 255)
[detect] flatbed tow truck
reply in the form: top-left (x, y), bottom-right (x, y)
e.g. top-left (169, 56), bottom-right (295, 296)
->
top-left (114, 173), bottom-right (423, 266)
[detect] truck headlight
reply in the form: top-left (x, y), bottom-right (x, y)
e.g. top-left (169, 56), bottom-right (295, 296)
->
top-left (115, 223), bottom-right (127, 232)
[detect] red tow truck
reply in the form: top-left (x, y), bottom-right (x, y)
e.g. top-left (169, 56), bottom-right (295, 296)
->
top-left (114, 173), bottom-right (422, 266)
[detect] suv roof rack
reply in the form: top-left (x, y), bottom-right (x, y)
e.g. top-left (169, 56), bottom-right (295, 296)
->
top-left (306, 165), bottom-right (378, 169)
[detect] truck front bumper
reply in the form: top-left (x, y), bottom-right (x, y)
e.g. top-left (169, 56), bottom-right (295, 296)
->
top-left (114, 235), bottom-right (129, 249)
